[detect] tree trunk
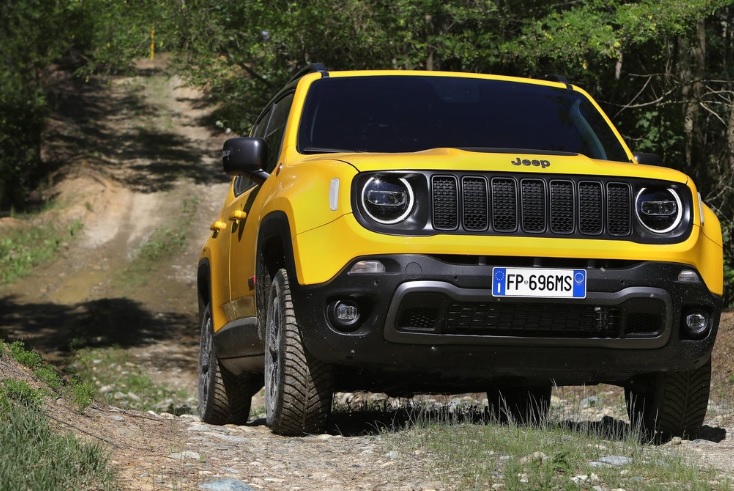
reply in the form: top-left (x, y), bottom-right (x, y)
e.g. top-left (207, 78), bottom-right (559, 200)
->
top-left (679, 19), bottom-right (707, 185)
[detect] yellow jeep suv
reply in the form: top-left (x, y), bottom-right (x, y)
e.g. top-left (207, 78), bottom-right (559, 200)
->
top-left (197, 65), bottom-right (723, 438)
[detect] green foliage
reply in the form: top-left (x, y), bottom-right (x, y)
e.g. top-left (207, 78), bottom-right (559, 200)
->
top-left (73, 347), bottom-right (192, 414)
top-left (2, 340), bottom-right (95, 412)
top-left (0, 1), bottom-right (88, 208)
top-left (0, 392), bottom-right (118, 490)
top-left (722, 219), bottom-right (734, 307)
top-left (383, 408), bottom-right (732, 490)
top-left (0, 380), bottom-right (44, 409)
top-left (0, 220), bottom-right (81, 285)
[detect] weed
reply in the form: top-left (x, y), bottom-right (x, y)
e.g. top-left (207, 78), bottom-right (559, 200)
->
top-left (0, 219), bottom-right (83, 285)
top-left (73, 347), bottom-right (192, 413)
top-left (0, 379), bottom-right (44, 408)
top-left (0, 396), bottom-right (118, 490)
top-left (2, 340), bottom-right (94, 412)
top-left (381, 397), bottom-right (733, 490)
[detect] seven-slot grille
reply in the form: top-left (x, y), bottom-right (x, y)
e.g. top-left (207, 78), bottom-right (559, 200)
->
top-left (432, 175), bottom-right (632, 238)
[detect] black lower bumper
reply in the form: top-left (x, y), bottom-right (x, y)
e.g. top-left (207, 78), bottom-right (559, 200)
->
top-left (291, 255), bottom-right (721, 392)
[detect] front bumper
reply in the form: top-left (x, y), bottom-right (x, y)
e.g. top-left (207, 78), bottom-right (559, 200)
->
top-left (291, 255), bottom-right (721, 391)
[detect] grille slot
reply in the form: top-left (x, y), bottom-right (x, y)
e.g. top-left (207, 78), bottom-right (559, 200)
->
top-left (578, 181), bottom-right (603, 235)
top-left (491, 178), bottom-right (518, 232)
top-left (607, 183), bottom-right (631, 236)
top-left (432, 176), bottom-right (458, 230)
top-left (431, 174), bottom-right (633, 239)
top-left (462, 177), bottom-right (488, 231)
top-left (521, 179), bottom-right (546, 233)
top-left (550, 180), bottom-right (574, 234)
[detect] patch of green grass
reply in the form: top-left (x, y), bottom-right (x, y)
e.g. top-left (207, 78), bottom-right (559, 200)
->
top-left (0, 379), bottom-right (45, 409)
top-left (121, 196), bottom-right (198, 285)
top-left (0, 391), bottom-right (118, 490)
top-left (0, 343), bottom-right (119, 488)
top-left (2, 340), bottom-right (94, 412)
top-left (381, 403), bottom-right (732, 490)
top-left (0, 219), bottom-right (83, 285)
top-left (72, 347), bottom-right (192, 414)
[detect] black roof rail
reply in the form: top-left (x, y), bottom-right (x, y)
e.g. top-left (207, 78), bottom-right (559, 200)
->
top-left (543, 73), bottom-right (572, 90)
top-left (287, 63), bottom-right (329, 84)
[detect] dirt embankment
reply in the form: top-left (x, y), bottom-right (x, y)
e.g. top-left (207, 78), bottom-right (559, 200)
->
top-left (1, 59), bottom-right (734, 490)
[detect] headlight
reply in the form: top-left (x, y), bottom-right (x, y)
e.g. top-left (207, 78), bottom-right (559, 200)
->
top-left (361, 175), bottom-right (415, 224)
top-left (635, 187), bottom-right (682, 233)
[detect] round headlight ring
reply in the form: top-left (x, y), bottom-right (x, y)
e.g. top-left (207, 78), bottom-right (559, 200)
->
top-left (361, 175), bottom-right (415, 224)
top-left (635, 187), bottom-right (683, 234)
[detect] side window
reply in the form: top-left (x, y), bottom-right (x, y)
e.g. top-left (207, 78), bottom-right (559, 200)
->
top-left (234, 108), bottom-right (274, 196)
top-left (251, 108), bottom-right (273, 138)
top-left (263, 93), bottom-right (294, 173)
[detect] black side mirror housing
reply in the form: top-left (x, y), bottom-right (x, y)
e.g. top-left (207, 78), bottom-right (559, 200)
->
top-left (634, 152), bottom-right (663, 166)
top-left (222, 137), bottom-right (269, 184)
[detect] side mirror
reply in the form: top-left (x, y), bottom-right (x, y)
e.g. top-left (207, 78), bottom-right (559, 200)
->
top-left (634, 152), bottom-right (663, 166)
top-left (222, 137), bottom-right (269, 184)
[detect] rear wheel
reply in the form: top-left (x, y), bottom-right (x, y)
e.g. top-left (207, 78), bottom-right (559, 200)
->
top-left (198, 303), bottom-right (255, 425)
top-left (625, 358), bottom-right (711, 440)
top-left (487, 386), bottom-right (552, 425)
top-left (265, 268), bottom-right (333, 435)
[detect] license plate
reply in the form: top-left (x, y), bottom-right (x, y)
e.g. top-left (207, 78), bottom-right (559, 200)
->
top-left (492, 267), bottom-right (586, 298)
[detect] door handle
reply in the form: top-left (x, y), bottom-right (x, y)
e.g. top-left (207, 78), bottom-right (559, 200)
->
top-left (210, 220), bottom-right (227, 232)
top-left (229, 210), bottom-right (247, 222)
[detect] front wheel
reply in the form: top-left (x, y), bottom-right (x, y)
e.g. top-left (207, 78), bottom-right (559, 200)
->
top-left (625, 358), bottom-right (711, 440)
top-left (264, 268), bottom-right (333, 435)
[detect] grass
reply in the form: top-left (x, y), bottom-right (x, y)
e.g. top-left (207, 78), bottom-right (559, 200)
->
top-left (0, 219), bottom-right (82, 285)
top-left (72, 347), bottom-right (192, 414)
top-left (376, 397), bottom-right (733, 491)
top-left (120, 196), bottom-right (197, 286)
top-left (0, 344), bottom-right (119, 490)
top-left (3, 340), bottom-right (95, 412)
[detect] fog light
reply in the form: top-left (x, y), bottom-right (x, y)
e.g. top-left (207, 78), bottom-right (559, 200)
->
top-left (678, 270), bottom-right (700, 283)
top-left (685, 311), bottom-right (709, 338)
top-left (329, 300), bottom-right (361, 331)
top-left (349, 260), bottom-right (386, 274)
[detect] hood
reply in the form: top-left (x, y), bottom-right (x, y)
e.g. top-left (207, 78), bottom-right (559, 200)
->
top-left (301, 148), bottom-right (689, 184)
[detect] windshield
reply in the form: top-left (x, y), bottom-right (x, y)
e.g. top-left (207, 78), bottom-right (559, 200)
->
top-left (297, 76), bottom-right (630, 162)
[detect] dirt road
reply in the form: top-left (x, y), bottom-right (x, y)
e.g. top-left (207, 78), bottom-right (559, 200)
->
top-left (1, 60), bottom-right (733, 490)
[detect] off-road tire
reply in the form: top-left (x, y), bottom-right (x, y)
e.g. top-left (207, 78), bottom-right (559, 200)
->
top-left (265, 268), bottom-right (333, 436)
top-left (198, 303), bottom-right (253, 425)
top-left (487, 386), bottom-right (552, 425)
top-left (625, 358), bottom-right (711, 440)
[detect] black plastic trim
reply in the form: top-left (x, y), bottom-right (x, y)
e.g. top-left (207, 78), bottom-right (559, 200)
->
top-left (213, 316), bottom-right (264, 375)
top-left (383, 282), bottom-right (672, 348)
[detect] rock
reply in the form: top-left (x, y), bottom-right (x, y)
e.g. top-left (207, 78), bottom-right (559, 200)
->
top-left (519, 451), bottom-right (548, 464)
top-left (592, 455), bottom-right (632, 467)
top-left (198, 478), bottom-right (255, 491)
top-left (169, 450), bottom-right (200, 460)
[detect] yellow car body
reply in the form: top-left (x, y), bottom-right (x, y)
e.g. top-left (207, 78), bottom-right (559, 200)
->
top-left (197, 67), bottom-right (723, 437)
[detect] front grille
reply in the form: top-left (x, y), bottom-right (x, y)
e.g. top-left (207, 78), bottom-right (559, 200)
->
top-left (445, 302), bottom-right (621, 337)
top-left (432, 174), bottom-right (633, 239)
top-left (395, 296), bottom-right (665, 340)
